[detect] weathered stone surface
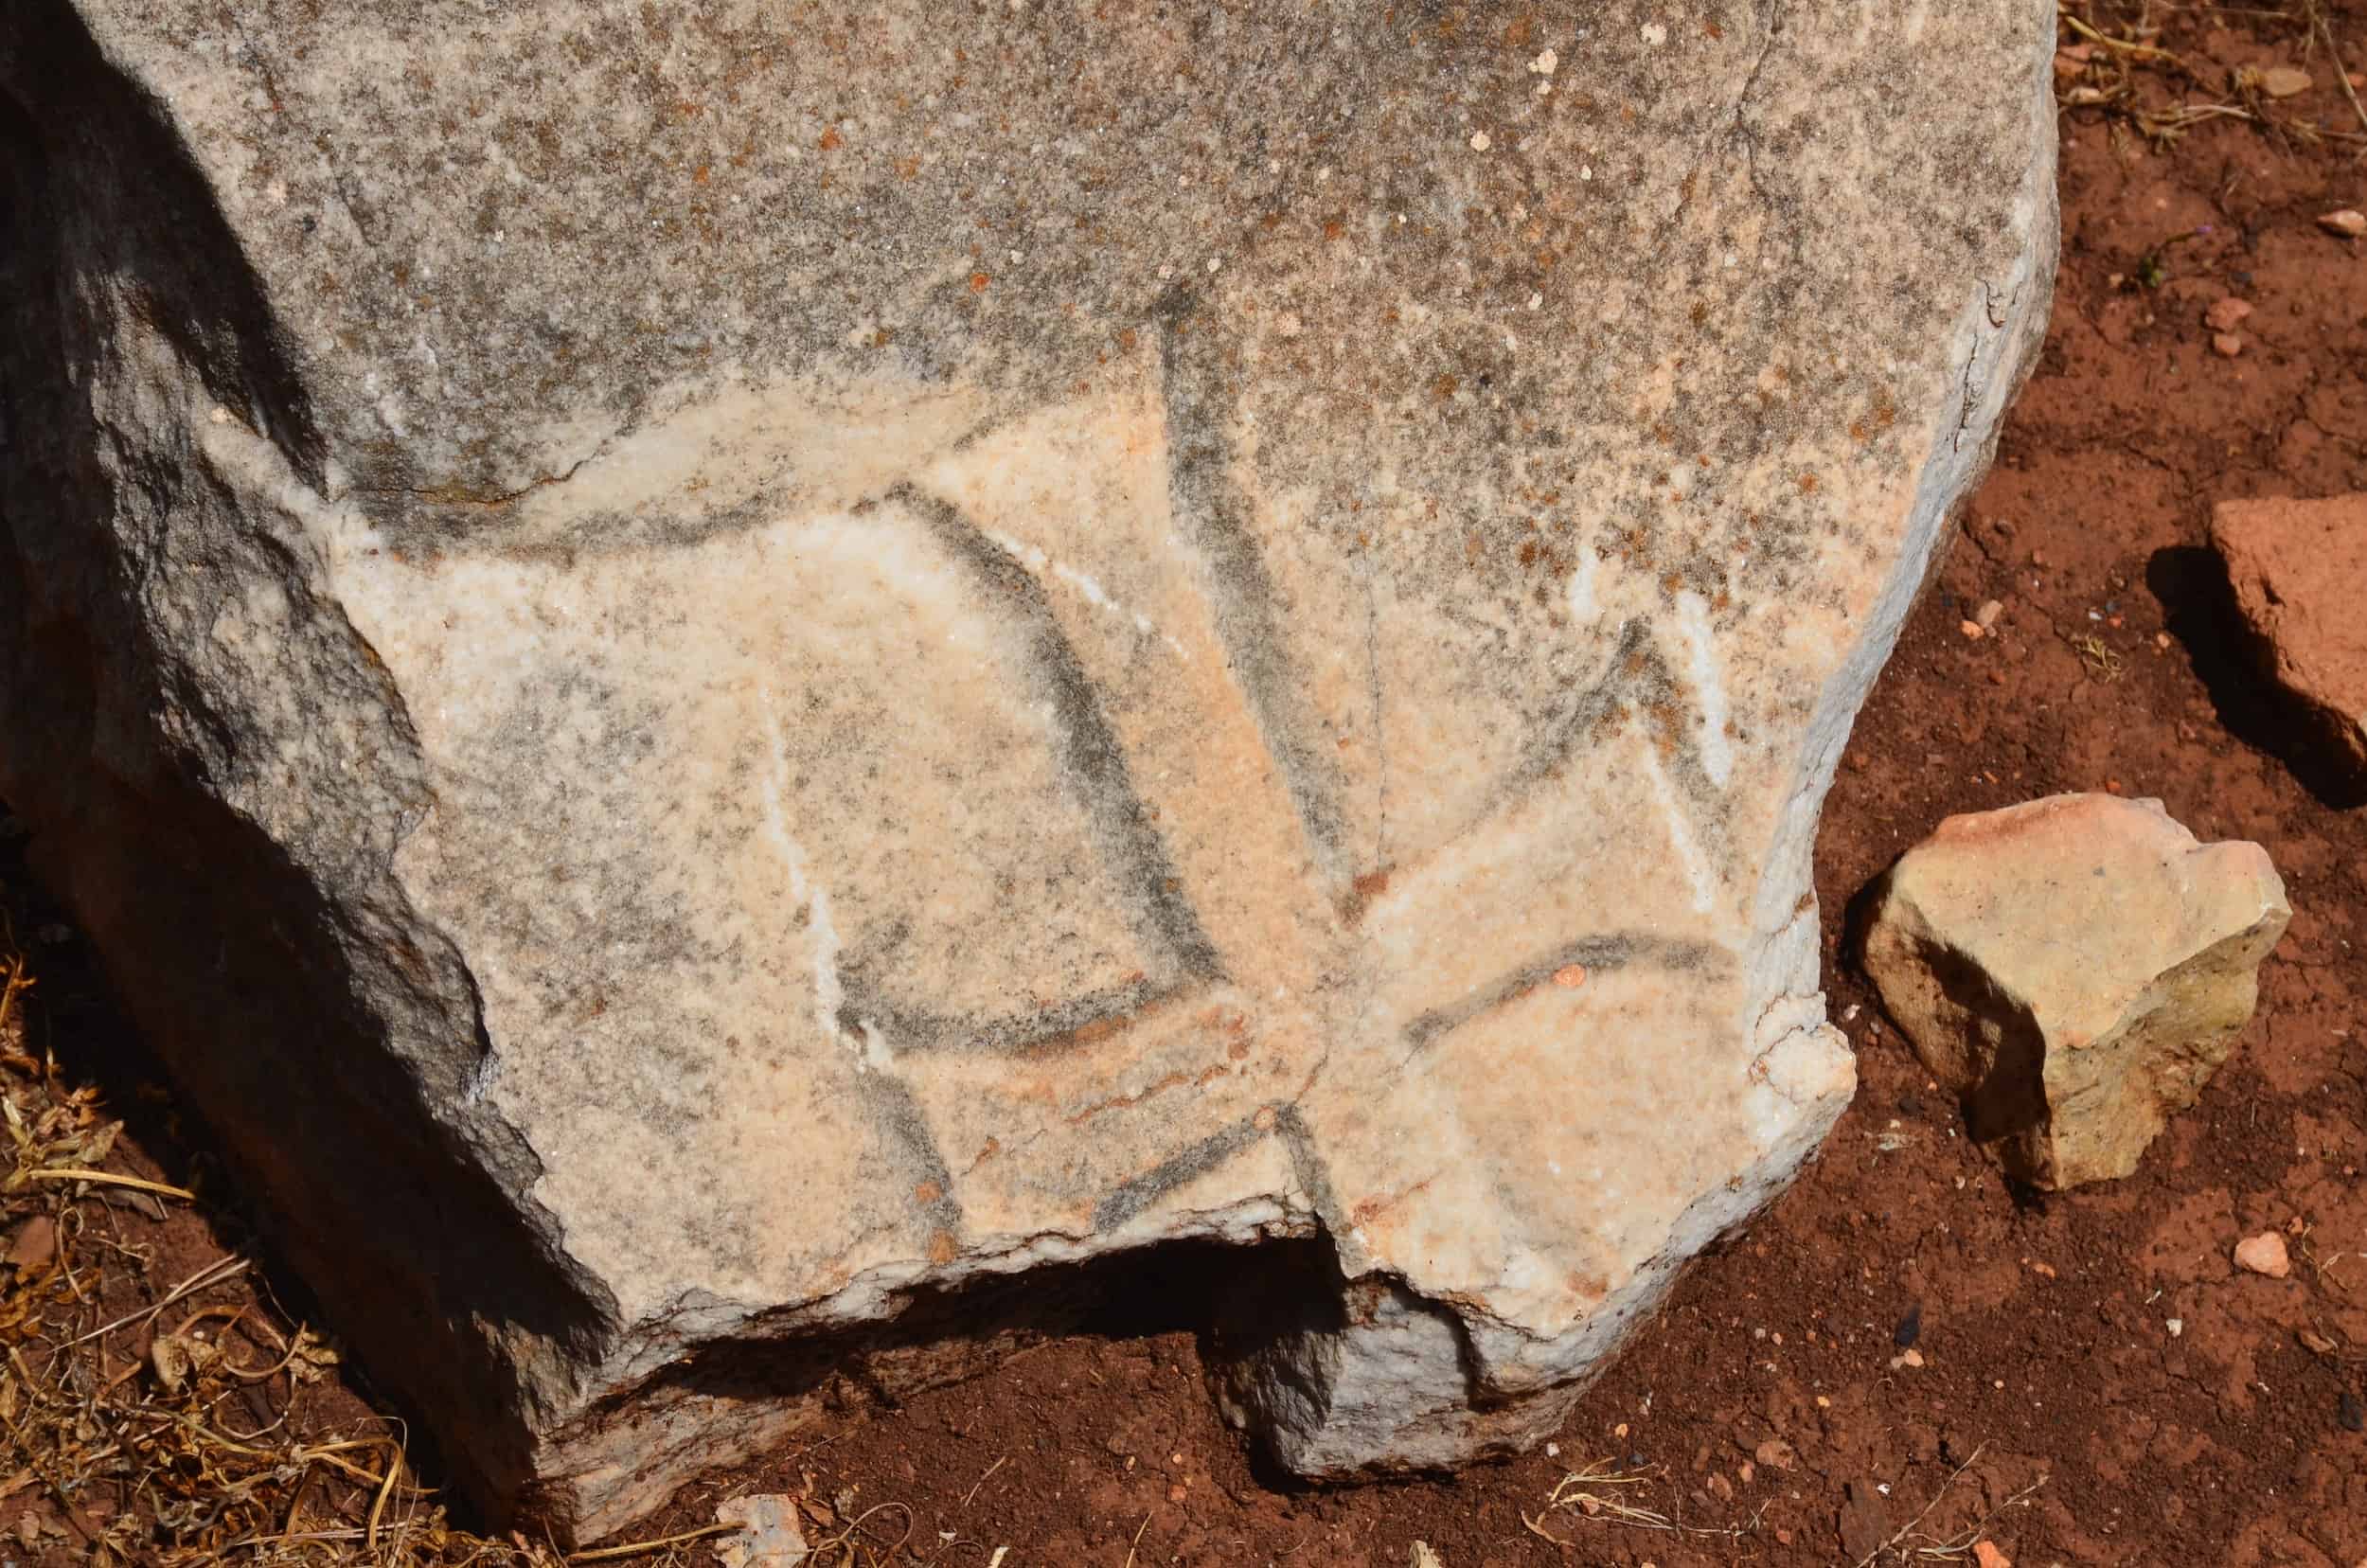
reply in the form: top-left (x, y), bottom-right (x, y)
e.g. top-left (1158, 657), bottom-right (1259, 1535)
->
top-left (2211, 493), bottom-right (2367, 792)
top-left (0, 0), bottom-right (2057, 1540)
top-left (1862, 795), bottom-right (2288, 1191)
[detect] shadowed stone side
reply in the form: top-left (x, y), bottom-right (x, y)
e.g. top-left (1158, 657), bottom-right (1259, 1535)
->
top-left (1, 0), bottom-right (2059, 1541)
top-left (1862, 794), bottom-right (2289, 1190)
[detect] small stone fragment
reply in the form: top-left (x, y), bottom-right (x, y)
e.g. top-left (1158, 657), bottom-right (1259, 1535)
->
top-left (1753, 1437), bottom-right (1801, 1472)
top-left (1974, 1541), bottom-right (2013, 1568)
top-left (714, 1495), bottom-right (810, 1568)
top-left (1705, 1471), bottom-right (1735, 1502)
top-left (1861, 794), bottom-right (2289, 1189)
top-left (2211, 494), bottom-right (2367, 792)
top-left (2321, 209), bottom-right (2367, 238)
top-left (2204, 297), bottom-right (2253, 332)
top-left (4, 1214), bottom-right (57, 1273)
top-left (2212, 332), bottom-right (2244, 359)
top-left (1960, 618), bottom-right (1986, 639)
top-left (2166, 1317), bottom-right (2183, 1337)
top-left (1409, 1545), bottom-right (1445, 1568)
top-left (1890, 1347), bottom-right (1926, 1370)
top-left (1975, 598), bottom-right (2005, 630)
top-left (2234, 1230), bottom-right (2292, 1279)
top-left (2257, 65), bottom-right (2312, 98)
top-left (2300, 1327), bottom-right (2339, 1356)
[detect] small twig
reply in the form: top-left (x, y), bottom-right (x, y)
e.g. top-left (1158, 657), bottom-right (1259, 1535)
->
top-left (20, 1167), bottom-right (194, 1202)
top-left (1521, 1510), bottom-right (1572, 1546)
top-left (1907, 1475), bottom-right (2050, 1559)
top-left (565, 1522), bottom-right (735, 1561)
top-left (1123, 1511), bottom-right (1151, 1568)
top-left (56, 1254), bottom-right (248, 1348)
top-left (1855, 1441), bottom-right (1989, 1568)
top-left (962, 1454), bottom-right (1006, 1507)
top-left (812, 1501), bottom-right (917, 1563)
top-left (2310, 0), bottom-right (2367, 143)
top-left (2061, 11), bottom-right (2187, 68)
top-left (365, 1444), bottom-right (403, 1551)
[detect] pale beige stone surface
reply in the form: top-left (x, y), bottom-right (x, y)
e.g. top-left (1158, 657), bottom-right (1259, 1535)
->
top-left (0, 0), bottom-right (2058, 1540)
top-left (1863, 795), bottom-right (2289, 1191)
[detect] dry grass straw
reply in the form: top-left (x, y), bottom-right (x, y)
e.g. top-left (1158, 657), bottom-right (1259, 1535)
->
top-left (1848, 1443), bottom-right (2050, 1566)
top-left (0, 925), bottom-right (739, 1567)
top-left (1522, 1456), bottom-right (1771, 1546)
top-left (2056, 0), bottom-right (2367, 152)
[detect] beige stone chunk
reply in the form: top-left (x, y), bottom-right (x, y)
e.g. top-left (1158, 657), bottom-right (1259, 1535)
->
top-left (1863, 794), bottom-right (2289, 1190)
top-left (2211, 493), bottom-right (2367, 793)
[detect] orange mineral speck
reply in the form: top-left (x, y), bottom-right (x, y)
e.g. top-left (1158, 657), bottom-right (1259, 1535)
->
top-left (1552, 964), bottom-right (1589, 989)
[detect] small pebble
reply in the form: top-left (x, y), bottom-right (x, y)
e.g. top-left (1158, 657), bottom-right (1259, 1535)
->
top-left (2258, 64), bottom-right (2312, 98)
top-left (2203, 297), bottom-right (2253, 331)
top-left (2319, 208), bottom-right (2367, 238)
top-left (1975, 597), bottom-right (2004, 629)
top-left (2234, 1230), bottom-right (2292, 1279)
top-left (2166, 1317), bottom-right (2183, 1337)
top-left (2212, 332), bottom-right (2244, 359)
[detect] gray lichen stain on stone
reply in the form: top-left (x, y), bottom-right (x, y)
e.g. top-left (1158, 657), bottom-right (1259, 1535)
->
top-left (83, 2), bottom-right (2001, 517)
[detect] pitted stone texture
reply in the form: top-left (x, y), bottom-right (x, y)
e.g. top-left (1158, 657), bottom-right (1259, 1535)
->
top-left (1862, 795), bottom-right (2289, 1191)
top-left (2211, 493), bottom-right (2367, 792)
top-left (0, 0), bottom-right (2057, 1540)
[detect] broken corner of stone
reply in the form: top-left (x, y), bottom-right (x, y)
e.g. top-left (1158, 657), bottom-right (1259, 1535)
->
top-left (1861, 793), bottom-right (2290, 1192)
top-left (0, 0), bottom-right (2060, 1543)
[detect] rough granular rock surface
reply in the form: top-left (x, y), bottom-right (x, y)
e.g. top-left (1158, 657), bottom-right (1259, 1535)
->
top-left (0, 0), bottom-right (2058, 1541)
top-left (1862, 794), bottom-right (2290, 1191)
